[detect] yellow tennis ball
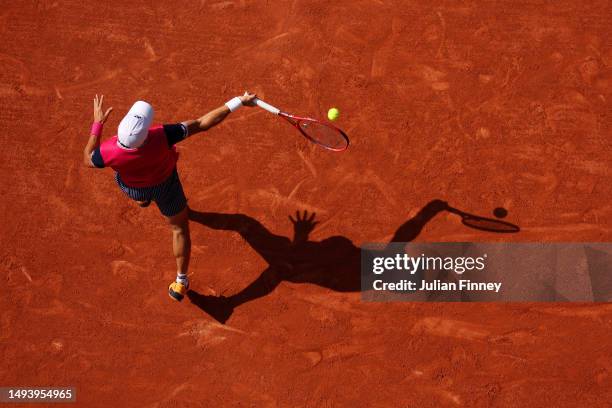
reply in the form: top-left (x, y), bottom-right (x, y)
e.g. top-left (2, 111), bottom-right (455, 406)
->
top-left (327, 107), bottom-right (340, 121)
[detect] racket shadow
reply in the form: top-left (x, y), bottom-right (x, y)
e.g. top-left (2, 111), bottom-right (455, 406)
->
top-left (186, 201), bottom-right (520, 323)
top-left (446, 206), bottom-right (520, 233)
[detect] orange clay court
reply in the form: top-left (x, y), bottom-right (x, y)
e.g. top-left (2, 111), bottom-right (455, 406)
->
top-left (0, 0), bottom-right (611, 407)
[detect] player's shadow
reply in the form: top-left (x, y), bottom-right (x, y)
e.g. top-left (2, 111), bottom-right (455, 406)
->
top-left (187, 200), bottom-right (453, 323)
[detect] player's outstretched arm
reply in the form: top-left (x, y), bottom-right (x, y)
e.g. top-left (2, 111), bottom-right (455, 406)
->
top-left (388, 200), bottom-right (448, 244)
top-left (83, 94), bottom-right (112, 167)
top-left (183, 91), bottom-right (257, 137)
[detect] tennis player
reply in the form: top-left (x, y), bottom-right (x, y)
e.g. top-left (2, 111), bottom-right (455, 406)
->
top-left (83, 92), bottom-right (257, 301)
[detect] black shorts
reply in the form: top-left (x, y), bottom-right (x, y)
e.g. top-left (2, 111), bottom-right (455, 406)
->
top-left (115, 169), bottom-right (187, 217)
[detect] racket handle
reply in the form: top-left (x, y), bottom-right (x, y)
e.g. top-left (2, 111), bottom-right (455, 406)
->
top-left (254, 98), bottom-right (281, 115)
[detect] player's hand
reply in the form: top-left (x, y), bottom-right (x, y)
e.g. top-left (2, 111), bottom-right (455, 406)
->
top-left (239, 91), bottom-right (257, 107)
top-left (93, 94), bottom-right (113, 124)
top-left (290, 210), bottom-right (318, 243)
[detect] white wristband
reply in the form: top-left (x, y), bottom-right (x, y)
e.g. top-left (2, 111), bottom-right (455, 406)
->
top-left (225, 97), bottom-right (243, 112)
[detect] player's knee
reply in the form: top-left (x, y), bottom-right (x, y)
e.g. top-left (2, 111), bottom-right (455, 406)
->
top-left (167, 206), bottom-right (189, 226)
top-left (171, 222), bottom-right (189, 235)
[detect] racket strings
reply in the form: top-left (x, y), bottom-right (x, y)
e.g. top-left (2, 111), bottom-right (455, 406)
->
top-left (298, 120), bottom-right (348, 151)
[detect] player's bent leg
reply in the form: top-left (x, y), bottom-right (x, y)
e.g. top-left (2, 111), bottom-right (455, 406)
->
top-left (167, 206), bottom-right (191, 301)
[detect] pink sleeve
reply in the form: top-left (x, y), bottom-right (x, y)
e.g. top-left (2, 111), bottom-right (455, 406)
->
top-left (98, 137), bottom-right (117, 165)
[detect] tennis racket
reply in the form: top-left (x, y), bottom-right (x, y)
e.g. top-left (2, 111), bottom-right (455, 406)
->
top-left (254, 98), bottom-right (349, 151)
top-left (447, 206), bottom-right (520, 233)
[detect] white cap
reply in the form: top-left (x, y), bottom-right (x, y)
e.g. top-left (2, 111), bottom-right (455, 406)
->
top-left (117, 101), bottom-right (154, 148)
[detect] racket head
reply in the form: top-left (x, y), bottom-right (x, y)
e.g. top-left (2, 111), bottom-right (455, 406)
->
top-left (446, 206), bottom-right (520, 233)
top-left (461, 215), bottom-right (520, 233)
top-left (281, 113), bottom-right (349, 151)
